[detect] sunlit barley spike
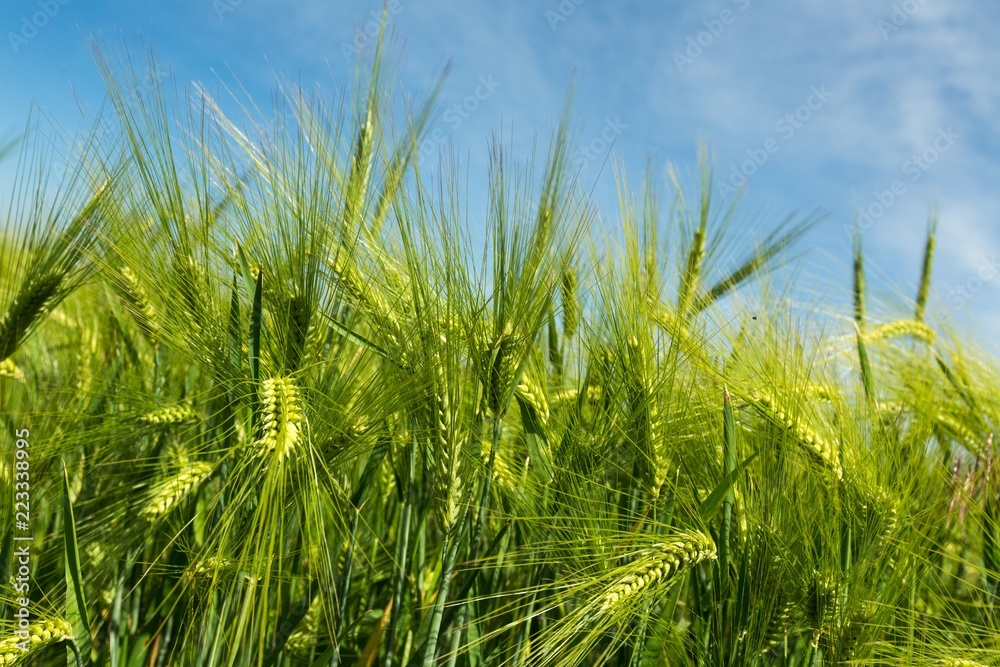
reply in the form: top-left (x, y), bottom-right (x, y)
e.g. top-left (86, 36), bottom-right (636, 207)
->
top-left (257, 376), bottom-right (305, 461)
top-left (0, 271), bottom-right (63, 360)
top-left (0, 617), bottom-right (73, 661)
top-left (677, 226), bottom-right (707, 320)
top-left (139, 404), bottom-right (198, 425)
top-left (550, 388), bottom-right (579, 406)
top-left (175, 253), bottom-right (207, 321)
top-left (561, 269), bottom-right (579, 339)
top-left (934, 412), bottom-right (983, 455)
top-left (0, 358), bottom-right (23, 382)
top-left (853, 228), bottom-right (866, 328)
top-left (750, 389), bottom-right (842, 479)
top-left (939, 659), bottom-right (990, 667)
top-left (863, 319), bottom-right (935, 345)
top-left (516, 372), bottom-right (549, 425)
top-left (599, 530), bottom-right (716, 614)
top-left (119, 265), bottom-right (160, 341)
top-left (434, 365), bottom-right (463, 532)
top-left (802, 382), bottom-right (836, 402)
top-left (140, 461), bottom-right (213, 521)
top-left (488, 329), bottom-right (517, 414)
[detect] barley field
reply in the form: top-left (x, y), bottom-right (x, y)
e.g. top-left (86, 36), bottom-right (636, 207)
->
top-left (1, 42), bottom-right (999, 667)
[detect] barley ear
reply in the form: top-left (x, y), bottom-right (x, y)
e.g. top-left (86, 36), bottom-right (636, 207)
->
top-left (0, 618), bottom-right (74, 662)
top-left (0, 271), bottom-right (63, 360)
top-left (853, 226), bottom-right (865, 330)
top-left (257, 376), bottom-right (305, 462)
top-left (599, 530), bottom-right (717, 614)
top-left (915, 209), bottom-right (937, 322)
top-left (141, 461), bottom-right (214, 521)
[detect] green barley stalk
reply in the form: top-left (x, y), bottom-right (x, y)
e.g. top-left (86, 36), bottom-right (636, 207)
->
top-left (720, 388), bottom-right (736, 599)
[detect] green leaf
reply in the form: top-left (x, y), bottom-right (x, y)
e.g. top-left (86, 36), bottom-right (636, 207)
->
top-left (699, 450), bottom-right (758, 521)
top-left (62, 459), bottom-right (90, 663)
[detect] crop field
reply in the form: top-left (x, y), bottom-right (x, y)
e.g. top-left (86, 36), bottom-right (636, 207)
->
top-left (1, 42), bottom-right (999, 666)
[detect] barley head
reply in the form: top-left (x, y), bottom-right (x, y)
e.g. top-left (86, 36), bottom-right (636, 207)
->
top-left (118, 265), bottom-right (160, 341)
top-left (561, 269), bottom-right (579, 339)
top-left (0, 358), bottom-right (23, 382)
top-left (0, 271), bottom-right (63, 360)
top-left (141, 461), bottom-right (213, 521)
top-left (516, 372), bottom-right (550, 425)
top-left (258, 376), bottom-right (305, 461)
top-left (0, 618), bottom-right (73, 663)
top-left (139, 403), bottom-right (198, 425)
top-left (599, 530), bottom-right (716, 613)
top-left (750, 389), bottom-right (842, 479)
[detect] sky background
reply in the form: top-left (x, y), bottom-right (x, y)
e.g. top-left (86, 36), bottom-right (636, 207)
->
top-left (1, 0), bottom-right (998, 340)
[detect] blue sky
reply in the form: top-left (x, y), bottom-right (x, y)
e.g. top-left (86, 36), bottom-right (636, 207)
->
top-left (2, 0), bottom-right (998, 338)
